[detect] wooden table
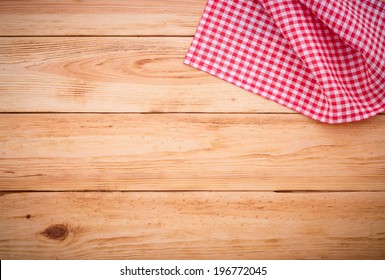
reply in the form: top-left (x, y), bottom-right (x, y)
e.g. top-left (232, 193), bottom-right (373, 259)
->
top-left (0, 0), bottom-right (384, 259)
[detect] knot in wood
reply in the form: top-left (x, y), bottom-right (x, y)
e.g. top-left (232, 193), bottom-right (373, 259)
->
top-left (41, 224), bottom-right (69, 241)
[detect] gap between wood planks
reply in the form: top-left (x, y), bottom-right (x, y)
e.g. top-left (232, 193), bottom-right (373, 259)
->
top-left (2, 189), bottom-right (385, 195)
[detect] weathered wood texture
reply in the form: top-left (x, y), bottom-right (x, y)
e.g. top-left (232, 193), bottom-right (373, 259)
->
top-left (0, 0), bottom-right (204, 36)
top-left (1, 114), bottom-right (384, 191)
top-left (1, 191), bottom-right (384, 260)
top-left (0, 37), bottom-right (289, 113)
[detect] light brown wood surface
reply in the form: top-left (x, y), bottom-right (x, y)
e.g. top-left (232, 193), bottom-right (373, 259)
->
top-left (0, 0), bottom-right (204, 36)
top-left (1, 114), bottom-right (384, 191)
top-left (1, 192), bottom-right (384, 260)
top-left (0, 0), bottom-right (385, 259)
top-left (0, 37), bottom-right (288, 113)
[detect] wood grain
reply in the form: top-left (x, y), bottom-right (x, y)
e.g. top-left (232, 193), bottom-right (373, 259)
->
top-left (0, 0), bottom-right (204, 36)
top-left (0, 37), bottom-right (289, 113)
top-left (1, 114), bottom-right (384, 191)
top-left (0, 191), bottom-right (384, 259)
top-left (1, 0), bottom-right (385, 261)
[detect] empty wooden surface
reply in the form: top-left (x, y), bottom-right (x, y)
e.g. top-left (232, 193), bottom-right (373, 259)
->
top-left (1, 114), bottom-right (385, 191)
top-left (0, 37), bottom-right (288, 113)
top-left (0, 0), bottom-right (204, 36)
top-left (0, 0), bottom-right (384, 259)
top-left (1, 192), bottom-right (385, 260)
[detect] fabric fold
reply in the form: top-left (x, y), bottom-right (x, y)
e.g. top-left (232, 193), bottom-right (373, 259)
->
top-left (184, 0), bottom-right (385, 123)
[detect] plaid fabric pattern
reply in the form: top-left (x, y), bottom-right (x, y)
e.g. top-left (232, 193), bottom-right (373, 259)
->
top-left (184, 0), bottom-right (385, 123)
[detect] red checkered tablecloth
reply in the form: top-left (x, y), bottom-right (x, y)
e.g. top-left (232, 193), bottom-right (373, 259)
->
top-left (184, 0), bottom-right (385, 123)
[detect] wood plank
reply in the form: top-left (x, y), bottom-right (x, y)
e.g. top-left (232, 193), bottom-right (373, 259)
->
top-left (0, 37), bottom-right (289, 113)
top-left (0, 191), bottom-right (384, 259)
top-left (1, 114), bottom-right (384, 191)
top-left (0, 0), bottom-right (204, 36)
